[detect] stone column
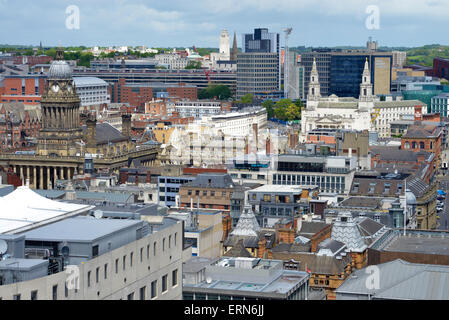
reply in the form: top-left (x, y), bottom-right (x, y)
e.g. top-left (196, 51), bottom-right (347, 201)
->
top-left (54, 167), bottom-right (58, 185)
top-left (33, 166), bottom-right (37, 189)
top-left (20, 166), bottom-right (24, 182)
top-left (39, 166), bottom-right (43, 189)
top-left (47, 167), bottom-right (51, 190)
top-left (60, 167), bottom-right (64, 180)
top-left (26, 166), bottom-right (30, 182)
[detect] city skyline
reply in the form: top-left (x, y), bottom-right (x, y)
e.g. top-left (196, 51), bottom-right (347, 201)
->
top-left (0, 0), bottom-right (448, 48)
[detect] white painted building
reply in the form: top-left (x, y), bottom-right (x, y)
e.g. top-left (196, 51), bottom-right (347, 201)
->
top-left (154, 53), bottom-right (188, 70)
top-left (73, 77), bottom-right (110, 107)
top-left (301, 58), bottom-right (427, 139)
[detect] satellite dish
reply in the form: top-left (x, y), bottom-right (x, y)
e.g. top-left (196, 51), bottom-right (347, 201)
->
top-left (0, 240), bottom-right (7, 255)
top-left (206, 277), bottom-right (212, 284)
top-left (61, 246), bottom-right (70, 259)
top-left (94, 210), bottom-right (103, 219)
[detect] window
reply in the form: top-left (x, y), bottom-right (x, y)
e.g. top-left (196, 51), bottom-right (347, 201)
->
top-left (31, 290), bottom-right (38, 300)
top-left (175, 233), bottom-right (177, 247)
top-left (147, 245), bottom-right (150, 259)
top-left (172, 269), bottom-right (178, 287)
top-left (96, 267), bottom-right (99, 283)
top-left (419, 142), bottom-right (425, 149)
top-left (104, 264), bottom-right (108, 279)
top-left (92, 245), bottom-right (99, 257)
top-left (169, 235), bottom-right (172, 249)
top-left (127, 292), bottom-right (134, 300)
top-left (203, 190), bottom-right (207, 196)
top-left (130, 252), bottom-right (133, 267)
top-left (13, 294), bottom-right (21, 300)
top-left (154, 242), bottom-right (157, 256)
top-left (115, 259), bottom-right (119, 274)
top-left (151, 280), bottom-right (157, 299)
top-left (88, 271), bottom-right (91, 287)
top-left (162, 274), bottom-right (168, 293)
top-left (123, 255), bottom-right (126, 271)
top-left (52, 285), bottom-right (58, 300)
top-left (263, 194), bottom-right (271, 202)
top-left (140, 247), bottom-right (143, 262)
top-left (140, 286), bottom-right (146, 300)
top-left (211, 191), bottom-right (215, 197)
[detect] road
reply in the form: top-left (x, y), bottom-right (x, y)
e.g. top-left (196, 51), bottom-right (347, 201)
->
top-left (437, 179), bottom-right (449, 230)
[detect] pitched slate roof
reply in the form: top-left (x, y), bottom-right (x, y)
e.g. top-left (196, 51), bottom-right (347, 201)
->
top-left (271, 252), bottom-right (351, 275)
top-left (223, 239), bottom-right (253, 258)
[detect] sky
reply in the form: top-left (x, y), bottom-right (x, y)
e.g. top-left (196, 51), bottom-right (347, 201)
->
top-left (0, 0), bottom-right (448, 48)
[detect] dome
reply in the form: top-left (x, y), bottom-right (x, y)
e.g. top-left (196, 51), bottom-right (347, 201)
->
top-left (48, 60), bottom-right (72, 80)
top-left (405, 189), bottom-right (417, 205)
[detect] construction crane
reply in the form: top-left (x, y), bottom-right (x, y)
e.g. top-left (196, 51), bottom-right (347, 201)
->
top-left (283, 27), bottom-right (293, 99)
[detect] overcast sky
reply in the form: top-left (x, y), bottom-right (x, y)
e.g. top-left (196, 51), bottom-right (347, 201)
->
top-left (0, 0), bottom-right (447, 48)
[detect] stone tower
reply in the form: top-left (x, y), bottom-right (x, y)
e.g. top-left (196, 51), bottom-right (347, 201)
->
top-left (359, 58), bottom-right (373, 102)
top-left (37, 47), bottom-right (83, 157)
top-left (307, 57), bottom-right (321, 101)
top-left (219, 29), bottom-right (230, 60)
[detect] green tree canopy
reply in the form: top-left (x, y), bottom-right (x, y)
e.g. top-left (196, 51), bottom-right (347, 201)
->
top-left (262, 100), bottom-right (275, 118)
top-left (239, 94), bottom-right (254, 104)
top-left (185, 61), bottom-right (202, 69)
top-left (198, 85), bottom-right (231, 100)
top-left (272, 99), bottom-right (302, 121)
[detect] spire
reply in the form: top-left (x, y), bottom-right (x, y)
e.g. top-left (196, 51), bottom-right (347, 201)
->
top-left (307, 57), bottom-right (321, 100)
top-left (359, 56), bottom-right (373, 101)
top-left (231, 31), bottom-right (238, 61)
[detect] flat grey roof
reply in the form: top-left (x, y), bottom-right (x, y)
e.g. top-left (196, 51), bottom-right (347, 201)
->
top-left (0, 258), bottom-right (48, 271)
top-left (22, 216), bottom-right (143, 243)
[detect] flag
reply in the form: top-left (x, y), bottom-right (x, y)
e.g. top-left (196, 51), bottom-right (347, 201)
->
top-left (306, 266), bottom-right (311, 274)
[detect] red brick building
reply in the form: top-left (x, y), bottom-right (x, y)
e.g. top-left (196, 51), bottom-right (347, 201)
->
top-left (432, 57), bottom-right (449, 80)
top-left (13, 55), bottom-right (53, 67)
top-left (401, 124), bottom-right (443, 167)
top-left (0, 103), bottom-right (41, 150)
top-left (0, 75), bottom-right (46, 105)
top-left (111, 78), bottom-right (197, 109)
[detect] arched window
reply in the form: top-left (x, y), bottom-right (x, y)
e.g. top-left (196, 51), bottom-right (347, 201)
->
top-left (412, 141), bottom-right (417, 149)
top-left (419, 142), bottom-right (425, 149)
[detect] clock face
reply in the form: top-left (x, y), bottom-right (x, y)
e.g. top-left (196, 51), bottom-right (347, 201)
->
top-left (52, 84), bottom-right (59, 93)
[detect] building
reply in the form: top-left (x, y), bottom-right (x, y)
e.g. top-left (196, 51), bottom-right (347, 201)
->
top-left (0, 186), bottom-right (188, 300)
top-left (0, 102), bottom-right (41, 150)
top-left (72, 68), bottom-right (236, 95)
top-left (236, 28), bottom-right (281, 98)
top-left (247, 184), bottom-right (312, 228)
top-left (111, 78), bottom-right (197, 109)
top-left (173, 100), bottom-right (232, 119)
top-left (209, 29), bottom-right (231, 68)
top-left (178, 173), bottom-right (235, 212)
top-left (432, 57), bottom-right (449, 80)
top-left (336, 259), bottom-right (449, 300)
top-left (301, 58), bottom-right (427, 139)
top-left (158, 175), bottom-right (195, 207)
top-left (72, 77), bottom-right (110, 107)
top-left (154, 53), bottom-right (189, 70)
top-left (401, 124), bottom-right (443, 167)
top-left (182, 256), bottom-right (309, 300)
top-left (0, 75), bottom-right (46, 105)
top-left (167, 208), bottom-right (223, 258)
top-left (0, 49), bottom-right (160, 190)
top-left (271, 154), bottom-right (357, 195)
top-left (392, 51), bottom-right (407, 68)
top-left (431, 92), bottom-right (449, 117)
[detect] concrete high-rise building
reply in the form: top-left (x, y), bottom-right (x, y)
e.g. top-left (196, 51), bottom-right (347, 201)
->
top-left (392, 51), bottom-right (407, 68)
top-left (237, 28), bottom-right (281, 98)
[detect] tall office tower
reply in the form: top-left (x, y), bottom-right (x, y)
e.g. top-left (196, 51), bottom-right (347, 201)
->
top-left (301, 51), bottom-right (332, 97)
top-left (237, 28), bottom-right (281, 99)
top-left (219, 29), bottom-right (230, 60)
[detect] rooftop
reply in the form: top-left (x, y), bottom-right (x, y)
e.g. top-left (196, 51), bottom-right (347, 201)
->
top-left (22, 216), bottom-right (145, 243)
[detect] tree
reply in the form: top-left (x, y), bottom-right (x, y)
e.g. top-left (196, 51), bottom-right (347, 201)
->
top-left (185, 61), bottom-right (202, 69)
top-left (262, 100), bottom-right (275, 118)
top-left (240, 94), bottom-right (254, 104)
top-left (272, 99), bottom-right (301, 121)
top-left (198, 85), bottom-right (231, 100)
